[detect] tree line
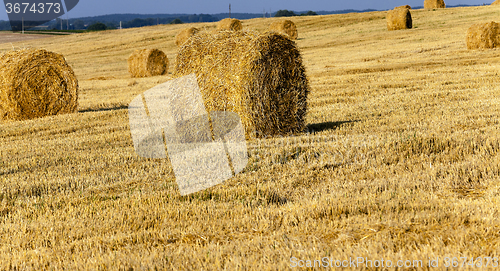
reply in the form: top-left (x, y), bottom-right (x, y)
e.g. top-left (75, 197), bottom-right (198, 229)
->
top-left (0, 14), bottom-right (217, 31)
top-left (274, 10), bottom-right (318, 17)
top-left (0, 10), bottom-right (322, 31)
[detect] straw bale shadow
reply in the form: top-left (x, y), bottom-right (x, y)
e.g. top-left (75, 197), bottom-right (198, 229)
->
top-left (266, 190), bottom-right (289, 205)
top-left (306, 120), bottom-right (359, 133)
top-left (79, 105), bottom-right (129, 113)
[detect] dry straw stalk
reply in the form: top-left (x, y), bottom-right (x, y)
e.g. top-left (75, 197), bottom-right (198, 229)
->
top-left (269, 20), bottom-right (298, 40)
top-left (216, 18), bottom-right (243, 31)
top-left (466, 21), bottom-right (500, 50)
top-left (175, 27), bottom-right (200, 47)
top-left (387, 6), bottom-right (412, 31)
top-left (492, 0), bottom-right (500, 5)
top-left (424, 0), bottom-right (446, 9)
top-left (127, 49), bottom-right (169, 78)
top-left (0, 48), bottom-right (78, 121)
top-left (173, 31), bottom-right (309, 138)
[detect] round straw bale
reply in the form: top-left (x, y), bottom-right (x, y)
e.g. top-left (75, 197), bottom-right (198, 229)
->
top-left (396, 5), bottom-right (412, 9)
top-left (492, 0), bottom-right (500, 5)
top-left (127, 49), bottom-right (169, 78)
top-left (424, 0), bottom-right (445, 9)
top-left (269, 20), bottom-right (298, 40)
top-left (216, 18), bottom-right (243, 31)
top-left (387, 7), bottom-right (412, 31)
top-left (175, 27), bottom-right (200, 47)
top-left (0, 48), bottom-right (78, 121)
top-left (466, 21), bottom-right (500, 50)
top-left (174, 31), bottom-right (309, 138)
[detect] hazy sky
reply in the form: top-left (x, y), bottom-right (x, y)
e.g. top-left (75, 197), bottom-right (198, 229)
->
top-left (0, 0), bottom-right (494, 21)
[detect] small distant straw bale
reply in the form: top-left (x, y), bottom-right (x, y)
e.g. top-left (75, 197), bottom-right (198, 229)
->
top-left (175, 27), bottom-right (199, 47)
top-left (466, 21), bottom-right (500, 50)
top-left (216, 18), bottom-right (243, 31)
top-left (0, 48), bottom-right (78, 121)
top-left (492, 0), bottom-right (500, 5)
top-left (424, 0), bottom-right (446, 9)
top-left (269, 20), bottom-right (298, 40)
top-left (387, 6), bottom-right (412, 31)
top-left (128, 49), bottom-right (169, 78)
top-left (174, 31), bottom-right (309, 138)
top-left (396, 5), bottom-right (412, 9)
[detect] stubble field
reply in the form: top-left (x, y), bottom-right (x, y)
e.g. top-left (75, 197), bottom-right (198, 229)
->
top-left (1, 5), bottom-right (500, 270)
top-left (0, 32), bottom-right (52, 44)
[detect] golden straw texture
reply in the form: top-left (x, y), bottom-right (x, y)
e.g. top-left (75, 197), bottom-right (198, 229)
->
top-left (0, 48), bottom-right (78, 121)
top-left (216, 18), bottom-right (243, 31)
top-left (269, 20), bottom-right (298, 40)
top-left (173, 31), bottom-right (309, 138)
top-left (466, 21), bottom-right (500, 49)
top-left (175, 27), bottom-right (200, 47)
top-left (424, 0), bottom-right (446, 9)
top-left (127, 49), bottom-right (169, 78)
top-left (492, 0), bottom-right (500, 5)
top-left (387, 6), bottom-right (412, 31)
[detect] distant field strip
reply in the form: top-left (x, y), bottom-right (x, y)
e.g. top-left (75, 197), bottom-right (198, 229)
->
top-left (0, 32), bottom-right (52, 44)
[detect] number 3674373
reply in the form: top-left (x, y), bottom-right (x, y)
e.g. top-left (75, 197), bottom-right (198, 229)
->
top-left (5, 3), bottom-right (61, 14)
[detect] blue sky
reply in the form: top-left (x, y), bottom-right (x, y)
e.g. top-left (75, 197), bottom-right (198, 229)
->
top-left (0, 0), bottom-right (494, 21)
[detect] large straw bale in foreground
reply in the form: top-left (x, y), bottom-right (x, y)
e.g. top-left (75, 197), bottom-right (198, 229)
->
top-left (424, 0), bottom-right (445, 9)
top-left (216, 18), bottom-right (243, 31)
top-left (466, 22), bottom-right (500, 49)
top-left (387, 6), bottom-right (412, 31)
top-left (492, 0), bottom-right (500, 5)
top-left (174, 31), bottom-right (309, 138)
top-left (128, 49), bottom-right (169, 78)
top-left (175, 27), bottom-right (199, 47)
top-left (0, 48), bottom-right (78, 121)
top-left (269, 20), bottom-right (298, 40)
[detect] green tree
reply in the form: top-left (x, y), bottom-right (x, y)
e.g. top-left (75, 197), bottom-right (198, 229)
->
top-left (300, 11), bottom-right (318, 16)
top-left (0, 21), bottom-right (11, 31)
top-left (105, 22), bottom-right (117, 30)
top-left (87, 22), bottom-right (107, 31)
top-left (72, 20), bottom-right (85, 30)
top-left (274, 10), bottom-right (297, 17)
top-left (170, 18), bottom-right (183, 24)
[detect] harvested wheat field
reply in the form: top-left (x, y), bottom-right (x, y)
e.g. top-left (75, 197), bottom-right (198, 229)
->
top-left (1, 5), bottom-right (500, 270)
top-left (0, 32), bottom-right (53, 44)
